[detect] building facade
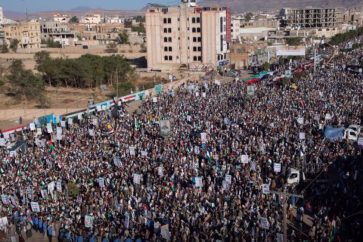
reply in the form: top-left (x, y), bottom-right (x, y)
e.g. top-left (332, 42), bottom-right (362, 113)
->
top-left (40, 21), bottom-right (77, 46)
top-left (280, 7), bottom-right (343, 29)
top-left (145, 0), bottom-right (231, 71)
top-left (3, 21), bottom-right (41, 49)
top-left (53, 14), bottom-right (70, 23)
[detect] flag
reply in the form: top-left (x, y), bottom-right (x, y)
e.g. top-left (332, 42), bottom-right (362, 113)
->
top-left (134, 118), bottom-right (140, 130)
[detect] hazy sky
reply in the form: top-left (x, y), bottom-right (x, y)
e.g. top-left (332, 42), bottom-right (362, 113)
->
top-left (0, 0), bottom-right (178, 12)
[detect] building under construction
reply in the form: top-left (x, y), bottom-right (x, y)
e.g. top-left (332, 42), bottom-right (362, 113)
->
top-left (280, 7), bottom-right (343, 29)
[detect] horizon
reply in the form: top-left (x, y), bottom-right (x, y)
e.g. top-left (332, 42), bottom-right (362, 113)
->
top-left (0, 0), bottom-right (175, 13)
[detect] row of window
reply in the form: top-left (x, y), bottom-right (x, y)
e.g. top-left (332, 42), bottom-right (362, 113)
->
top-left (163, 18), bottom-right (172, 24)
top-left (191, 27), bottom-right (201, 33)
top-left (163, 17), bottom-right (201, 24)
top-left (164, 37), bottom-right (172, 42)
top-left (164, 46), bottom-right (172, 52)
top-left (163, 28), bottom-right (172, 33)
top-left (163, 37), bottom-right (201, 43)
top-left (191, 17), bottom-right (201, 24)
top-left (192, 46), bottom-right (202, 52)
top-left (164, 56), bottom-right (202, 61)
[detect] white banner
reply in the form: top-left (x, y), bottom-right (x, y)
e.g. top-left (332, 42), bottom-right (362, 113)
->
top-left (29, 123), bottom-right (36, 131)
top-left (46, 123), bottom-right (53, 133)
top-left (299, 132), bottom-right (305, 140)
top-left (225, 175), bottom-right (232, 184)
top-left (201, 132), bottom-right (207, 143)
top-left (85, 215), bottom-right (94, 228)
top-left (194, 177), bottom-right (203, 188)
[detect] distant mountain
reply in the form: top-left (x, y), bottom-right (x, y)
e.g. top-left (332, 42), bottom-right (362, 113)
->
top-left (69, 6), bottom-right (94, 12)
top-left (3, 10), bottom-right (27, 20)
top-left (200, 0), bottom-right (363, 13)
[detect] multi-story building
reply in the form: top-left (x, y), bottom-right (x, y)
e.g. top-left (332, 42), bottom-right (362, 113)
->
top-left (145, 0), bottom-right (231, 71)
top-left (53, 14), bottom-right (70, 23)
top-left (3, 21), bottom-right (41, 49)
top-left (106, 16), bottom-right (125, 24)
top-left (80, 14), bottom-right (102, 25)
top-left (0, 6), bottom-right (4, 46)
top-left (280, 7), bottom-right (343, 29)
top-left (40, 21), bottom-right (78, 46)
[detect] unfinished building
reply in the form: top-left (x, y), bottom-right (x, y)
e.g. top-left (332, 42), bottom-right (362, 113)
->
top-left (280, 7), bottom-right (343, 29)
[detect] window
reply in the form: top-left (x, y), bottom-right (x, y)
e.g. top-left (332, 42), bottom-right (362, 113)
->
top-left (196, 17), bottom-right (200, 23)
top-left (193, 47), bottom-right (197, 51)
top-left (193, 37), bottom-right (197, 42)
top-left (164, 47), bottom-right (168, 51)
top-left (192, 17), bottom-right (196, 23)
top-left (198, 56), bottom-right (202, 61)
top-left (163, 18), bottom-right (167, 24)
top-left (168, 37), bottom-right (172, 42)
top-left (164, 37), bottom-right (168, 42)
top-left (169, 56), bottom-right (173, 61)
top-left (197, 27), bottom-right (201, 33)
top-left (164, 28), bottom-right (168, 33)
top-left (192, 28), bottom-right (196, 33)
top-left (193, 56), bottom-right (197, 61)
top-left (168, 18), bottom-right (172, 24)
top-left (168, 28), bottom-right (172, 33)
top-left (198, 47), bottom-right (202, 51)
top-left (164, 56), bottom-right (168, 61)
top-left (169, 47), bottom-right (172, 51)
top-left (197, 37), bottom-right (201, 42)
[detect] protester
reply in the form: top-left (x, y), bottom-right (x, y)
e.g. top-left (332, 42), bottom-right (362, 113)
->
top-left (0, 41), bottom-right (362, 242)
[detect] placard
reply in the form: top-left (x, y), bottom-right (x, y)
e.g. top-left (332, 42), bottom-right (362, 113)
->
top-left (225, 175), bottom-right (232, 184)
top-left (133, 174), bottom-right (141, 184)
top-left (85, 215), bottom-right (94, 228)
top-left (29, 123), bottom-right (36, 131)
top-left (41, 189), bottom-right (48, 199)
top-left (30, 202), bottom-right (40, 212)
top-left (152, 97), bottom-right (157, 103)
top-left (0, 217), bottom-right (8, 227)
top-left (56, 127), bottom-right (62, 135)
top-left (92, 118), bottom-right (98, 126)
top-left (60, 121), bottom-right (66, 127)
top-left (273, 163), bottom-right (281, 173)
top-left (89, 129), bottom-right (95, 137)
top-left (194, 177), bottom-right (203, 188)
top-left (0, 138), bottom-right (6, 147)
top-left (202, 92), bottom-right (206, 98)
top-left (47, 123), bottom-right (53, 133)
top-left (262, 184), bottom-right (270, 194)
top-left (141, 151), bottom-right (148, 157)
top-left (98, 178), bottom-right (105, 188)
top-left (358, 137), bottom-right (363, 146)
top-left (47, 182), bottom-right (55, 194)
top-left (113, 156), bottom-right (122, 168)
top-left (68, 118), bottom-right (73, 125)
top-left (195, 92), bottom-right (199, 97)
top-left (158, 166), bottom-right (163, 176)
top-left (299, 132), bottom-right (305, 140)
top-left (325, 113), bottom-right (332, 120)
top-left (297, 117), bottom-right (304, 125)
top-left (247, 85), bottom-right (255, 96)
top-left (129, 146), bottom-right (136, 156)
top-left (215, 80), bottom-right (221, 85)
top-left (78, 113), bottom-right (83, 120)
top-left (56, 181), bottom-right (62, 192)
top-left (1, 195), bottom-right (10, 205)
top-left (36, 128), bottom-right (42, 136)
top-left (241, 155), bottom-right (249, 164)
top-left (161, 224), bottom-right (171, 241)
top-left (260, 217), bottom-right (270, 229)
top-left (201, 132), bottom-right (207, 143)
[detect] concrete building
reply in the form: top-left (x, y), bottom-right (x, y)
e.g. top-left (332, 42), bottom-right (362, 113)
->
top-left (145, 0), bottom-right (231, 71)
top-left (280, 7), bottom-right (343, 29)
top-left (3, 21), bottom-right (41, 49)
top-left (40, 21), bottom-right (78, 46)
top-left (106, 16), bottom-right (125, 24)
top-left (53, 14), bottom-right (70, 23)
top-left (0, 6), bottom-right (3, 25)
top-left (80, 14), bottom-right (102, 25)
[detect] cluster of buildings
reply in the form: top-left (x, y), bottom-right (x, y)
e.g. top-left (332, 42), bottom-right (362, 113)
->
top-left (145, 0), bottom-right (363, 71)
top-left (0, 8), bottom-right (144, 50)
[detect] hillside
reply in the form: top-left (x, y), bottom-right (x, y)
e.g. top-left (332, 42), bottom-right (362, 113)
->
top-left (200, 0), bottom-right (363, 13)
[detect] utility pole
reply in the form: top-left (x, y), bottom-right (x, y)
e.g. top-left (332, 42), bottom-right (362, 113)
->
top-left (271, 188), bottom-right (304, 242)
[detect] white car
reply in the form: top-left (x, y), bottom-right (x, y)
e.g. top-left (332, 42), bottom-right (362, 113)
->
top-left (344, 125), bottom-right (361, 141)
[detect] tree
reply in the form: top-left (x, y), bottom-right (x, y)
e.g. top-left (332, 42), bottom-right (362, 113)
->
top-left (9, 39), bottom-right (20, 52)
top-left (105, 43), bottom-right (118, 53)
top-left (131, 23), bottom-right (145, 34)
top-left (286, 37), bottom-right (302, 46)
top-left (1, 43), bottom-right (9, 53)
top-left (41, 39), bottom-right (62, 48)
top-left (69, 16), bottom-right (79, 24)
top-left (117, 30), bottom-right (129, 44)
top-left (6, 60), bottom-right (47, 105)
top-left (245, 12), bottom-right (253, 22)
top-left (34, 51), bottom-right (51, 65)
top-left (261, 62), bottom-right (270, 71)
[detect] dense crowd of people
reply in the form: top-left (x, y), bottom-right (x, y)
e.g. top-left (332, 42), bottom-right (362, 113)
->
top-left (0, 42), bottom-right (362, 242)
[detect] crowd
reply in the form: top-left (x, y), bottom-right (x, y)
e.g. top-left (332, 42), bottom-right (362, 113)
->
top-left (0, 43), bottom-right (362, 242)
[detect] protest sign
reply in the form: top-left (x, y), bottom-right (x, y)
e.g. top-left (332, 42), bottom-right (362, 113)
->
top-left (56, 127), bottom-right (62, 135)
top-left (241, 155), bottom-right (249, 164)
top-left (92, 118), bottom-right (98, 126)
top-left (201, 132), bottom-right (207, 143)
top-left (225, 175), bottom-right (232, 184)
top-left (202, 92), bottom-right (206, 98)
top-left (299, 132), bottom-right (305, 140)
top-left (85, 215), bottom-right (94, 228)
top-left (358, 137), bottom-right (363, 147)
top-left (1, 195), bottom-right (10, 205)
top-left (98, 178), bottom-right (105, 188)
top-left (215, 80), bottom-right (221, 85)
top-left (0, 138), bottom-right (5, 147)
top-left (31, 202), bottom-right (40, 212)
top-left (60, 121), bottom-right (66, 128)
top-left (113, 156), bottom-right (122, 167)
top-left (89, 129), bottom-right (95, 137)
top-left (297, 117), bottom-right (304, 125)
top-left (56, 181), bottom-right (62, 192)
top-left (195, 92), bottom-right (199, 97)
top-left (194, 146), bottom-right (200, 155)
top-left (158, 166), bottom-right (163, 176)
top-left (194, 177), bottom-right (203, 188)
top-left (36, 128), bottom-right (42, 136)
top-left (160, 119), bottom-right (171, 137)
top-left (47, 123), bottom-right (53, 133)
top-left (0, 217), bottom-right (8, 228)
top-left (129, 146), bottom-right (136, 156)
top-left (29, 123), bottom-right (36, 131)
top-left (161, 225), bottom-right (171, 241)
top-left (152, 97), bottom-right (158, 103)
top-left (247, 85), bottom-right (255, 96)
top-left (68, 118), bottom-right (73, 125)
top-left (47, 182), bottom-right (55, 194)
top-left (78, 113), bottom-right (83, 120)
top-left (141, 150), bottom-right (148, 157)
top-left (262, 184), bottom-right (270, 194)
top-left (41, 189), bottom-right (48, 199)
top-left (133, 174), bottom-right (141, 184)
top-left (260, 217), bottom-right (270, 229)
top-left (273, 163), bottom-right (281, 173)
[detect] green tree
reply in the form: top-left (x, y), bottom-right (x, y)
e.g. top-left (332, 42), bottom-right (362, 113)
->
top-left (1, 43), bottom-right (9, 53)
top-left (131, 23), bottom-right (145, 34)
top-left (10, 39), bottom-right (20, 52)
top-left (105, 43), bottom-right (118, 53)
top-left (69, 16), bottom-right (79, 24)
top-left (41, 39), bottom-right (62, 48)
top-left (117, 30), bottom-right (129, 44)
top-left (261, 62), bottom-right (270, 71)
top-left (34, 51), bottom-right (51, 65)
top-left (286, 37), bottom-right (302, 46)
top-left (6, 60), bottom-right (47, 105)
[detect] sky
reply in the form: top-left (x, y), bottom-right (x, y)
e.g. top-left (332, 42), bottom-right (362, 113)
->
top-left (0, 0), bottom-right (179, 12)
